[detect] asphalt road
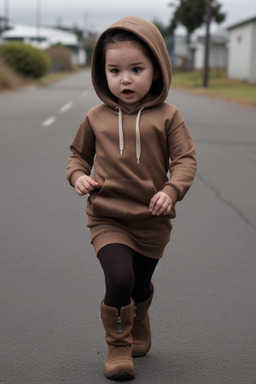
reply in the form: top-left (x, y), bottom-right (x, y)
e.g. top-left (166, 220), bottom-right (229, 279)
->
top-left (1, 70), bottom-right (256, 384)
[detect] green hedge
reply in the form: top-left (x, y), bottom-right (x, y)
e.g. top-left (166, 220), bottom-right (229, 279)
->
top-left (0, 42), bottom-right (51, 78)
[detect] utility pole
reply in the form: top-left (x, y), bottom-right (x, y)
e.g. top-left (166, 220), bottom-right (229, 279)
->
top-left (0, 0), bottom-right (9, 38)
top-left (5, 0), bottom-right (9, 30)
top-left (203, 0), bottom-right (212, 87)
top-left (37, 0), bottom-right (41, 44)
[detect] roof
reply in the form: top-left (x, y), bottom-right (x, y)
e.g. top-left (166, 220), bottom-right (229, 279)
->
top-left (2, 23), bottom-right (78, 46)
top-left (227, 16), bottom-right (256, 30)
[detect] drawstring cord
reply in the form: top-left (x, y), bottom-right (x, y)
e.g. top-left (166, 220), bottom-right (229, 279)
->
top-left (135, 107), bottom-right (144, 164)
top-left (117, 107), bottom-right (144, 164)
top-left (118, 108), bottom-right (124, 155)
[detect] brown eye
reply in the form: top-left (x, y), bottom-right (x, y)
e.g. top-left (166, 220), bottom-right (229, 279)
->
top-left (110, 68), bottom-right (119, 74)
top-left (133, 67), bottom-right (142, 74)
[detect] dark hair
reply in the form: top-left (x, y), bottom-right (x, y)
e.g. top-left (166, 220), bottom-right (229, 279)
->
top-left (93, 29), bottom-right (163, 101)
top-left (102, 29), bottom-right (158, 67)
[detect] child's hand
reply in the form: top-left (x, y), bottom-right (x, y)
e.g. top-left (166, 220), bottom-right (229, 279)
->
top-left (149, 192), bottom-right (173, 216)
top-left (75, 175), bottom-right (99, 196)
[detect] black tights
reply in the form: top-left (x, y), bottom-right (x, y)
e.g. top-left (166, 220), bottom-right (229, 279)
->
top-left (98, 243), bottom-right (158, 310)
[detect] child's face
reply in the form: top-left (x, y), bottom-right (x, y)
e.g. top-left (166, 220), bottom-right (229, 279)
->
top-left (105, 40), bottom-right (156, 105)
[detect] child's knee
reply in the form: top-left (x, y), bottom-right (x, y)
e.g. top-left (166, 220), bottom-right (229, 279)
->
top-left (107, 273), bottom-right (134, 297)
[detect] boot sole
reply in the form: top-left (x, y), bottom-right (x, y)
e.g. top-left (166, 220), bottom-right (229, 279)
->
top-left (132, 352), bottom-right (148, 358)
top-left (105, 371), bottom-right (135, 381)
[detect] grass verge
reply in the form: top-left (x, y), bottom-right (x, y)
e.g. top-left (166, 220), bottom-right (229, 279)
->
top-left (0, 58), bottom-right (27, 90)
top-left (172, 69), bottom-right (256, 108)
top-left (0, 60), bottom-right (84, 92)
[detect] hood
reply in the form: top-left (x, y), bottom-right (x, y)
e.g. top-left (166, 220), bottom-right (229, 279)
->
top-left (91, 16), bottom-right (172, 114)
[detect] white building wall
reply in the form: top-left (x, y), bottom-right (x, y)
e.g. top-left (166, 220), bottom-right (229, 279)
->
top-left (194, 41), bottom-right (227, 70)
top-left (210, 44), bottom-right (227, 69)
top-left (72, 49), bottom-right (86, 66)
top-left (194, 42), bottom-right (204, 69)
top-left (174, 35), bottom-right (188, 57)
top-left (248, 22), bottom-right (256, 83)
top-left (227, 23), bottom-right (252, 79)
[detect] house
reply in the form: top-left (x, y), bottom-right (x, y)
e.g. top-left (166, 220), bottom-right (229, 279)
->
top-left (164, 27), bottom-right (192, 69)
top-left (191, 32), bottom-right (228, 70)
top-left (227, 16), bottom-right (256, 84)
top-left (1, 23), bottom-right (86, 66)
top-left (169, 25), bottom-right (228, 71)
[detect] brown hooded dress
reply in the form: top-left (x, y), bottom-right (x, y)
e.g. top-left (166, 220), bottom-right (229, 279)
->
top-left (66, 16), bottom-right (197, 259)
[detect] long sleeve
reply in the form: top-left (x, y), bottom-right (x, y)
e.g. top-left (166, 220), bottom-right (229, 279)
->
top-left (162, 111), bottom-right (197, 205)
top-left (66, 114), bottom-right (96, 187)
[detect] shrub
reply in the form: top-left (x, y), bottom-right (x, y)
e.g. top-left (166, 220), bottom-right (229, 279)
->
top-left (44, 45), bottom-right (74, 72)
top-left (0, 58), bottom-right (25, 90)
top-left (0, 42), bottom-right (51, 78)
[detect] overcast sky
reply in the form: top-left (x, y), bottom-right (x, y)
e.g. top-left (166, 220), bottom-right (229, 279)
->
top-left (2, 0), bottom-right (256, 33)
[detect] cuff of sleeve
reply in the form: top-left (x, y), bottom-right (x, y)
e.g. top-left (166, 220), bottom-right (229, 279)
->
top-left (162, 185), bottom-right (179, 205)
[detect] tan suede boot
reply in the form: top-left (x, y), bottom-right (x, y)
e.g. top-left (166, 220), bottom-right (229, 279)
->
top-left (131, 285), bottom-right (154, 357)
top-left (100, 300), bottom-right (135, 380)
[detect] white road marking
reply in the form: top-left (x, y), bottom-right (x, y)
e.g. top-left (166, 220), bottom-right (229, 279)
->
top-left (42, 98), bottom-right (76, 127)
top-left (59, 101), bottom-right (74, 113)
top-left (42, 116), bottom-right (57, 127)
